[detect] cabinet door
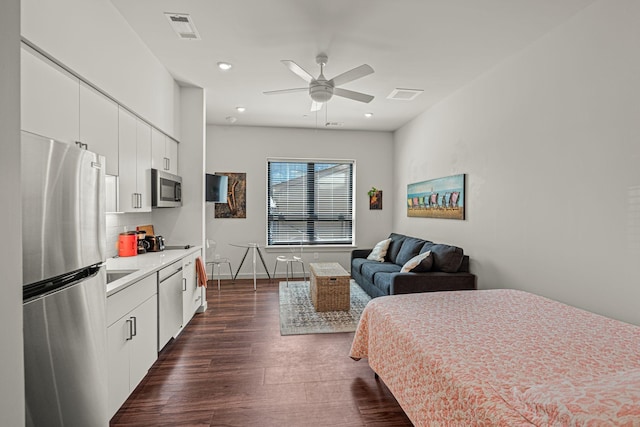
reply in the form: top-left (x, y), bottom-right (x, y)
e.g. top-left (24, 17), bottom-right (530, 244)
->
top-left (151, 127), bottom-right (166, 172)
top-left (118, 108), bottom-right (138, 212)
top-left (182, 253), bottom-right (198, 325)
top-left (136, 119), bottom-right (152, 212)
top-left (166, 137), bottom-right (179, 175)
top-left (129, 294), bottom-right (158, 389)
top-left (21, 44), bottom-right (79, 143)
top-left (107, 315), bottom-right (133, 418)
top-left (79, 82), bottom-right (119, 176)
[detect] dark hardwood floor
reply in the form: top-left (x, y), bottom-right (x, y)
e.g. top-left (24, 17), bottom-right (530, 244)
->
top-left (110, 278), bottom-right (413, 427)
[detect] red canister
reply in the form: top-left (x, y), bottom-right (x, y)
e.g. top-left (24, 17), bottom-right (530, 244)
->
top-left (118, 231), bottom-right (138, 257)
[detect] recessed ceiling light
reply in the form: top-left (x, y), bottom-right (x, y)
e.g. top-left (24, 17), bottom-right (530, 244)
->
top-left (217, 62), bottom-right (232, 71)
top-left (236, 107), bottom-right (246, 113)
top-left (364, 112), bottom-right (373, 118)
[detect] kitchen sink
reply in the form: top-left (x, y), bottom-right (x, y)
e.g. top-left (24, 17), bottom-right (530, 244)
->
top-left (106, 270), bottom-right (137, 284)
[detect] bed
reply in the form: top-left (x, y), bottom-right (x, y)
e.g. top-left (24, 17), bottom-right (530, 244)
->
top-left (349, 289), bottom-right (640, 426)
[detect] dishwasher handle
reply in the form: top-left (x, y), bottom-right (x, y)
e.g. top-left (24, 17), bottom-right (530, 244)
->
top-left (159, 266), bottom-right (183, 283)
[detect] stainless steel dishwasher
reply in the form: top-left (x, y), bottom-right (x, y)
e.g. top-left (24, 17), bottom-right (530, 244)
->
top-left (158, 261), bottom-right (183, 351)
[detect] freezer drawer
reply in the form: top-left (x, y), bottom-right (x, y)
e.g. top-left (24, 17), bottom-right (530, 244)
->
top-left (24, 268), bottom-right (108, 427)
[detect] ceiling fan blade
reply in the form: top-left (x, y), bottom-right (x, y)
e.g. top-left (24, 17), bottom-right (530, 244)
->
top-left (281, 60), bottom-right (314, 83)
top-left (310, 101), bottom-right (323, 112)
top-left (329, 64), bottom-right (374, 87)
top-left (263, 88), bottom-right (308, 95)
top-left (333, 88), bottom-right (374, 103)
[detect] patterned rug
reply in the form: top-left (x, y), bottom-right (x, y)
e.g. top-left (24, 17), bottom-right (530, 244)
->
top-left (279, 280), bottom-right (372, 336)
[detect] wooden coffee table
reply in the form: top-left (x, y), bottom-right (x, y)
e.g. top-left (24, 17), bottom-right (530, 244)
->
top-left (309, 262), bottom-right (350, 312)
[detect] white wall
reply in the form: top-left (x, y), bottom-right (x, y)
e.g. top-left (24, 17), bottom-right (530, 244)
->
top-left (206, 125), bottom-right (394, 278)
top-left (393, 0), bottom-right (640, 325)
top-left (0, 0), bottom-right (25, 424)
top-left (152, 87), bottom-right (207, 249)
top-left (21, 0), bottom-right (180, 137)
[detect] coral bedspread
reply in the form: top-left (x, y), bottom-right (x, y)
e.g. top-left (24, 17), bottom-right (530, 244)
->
top-left (349, 289), bottom-right (640, 426)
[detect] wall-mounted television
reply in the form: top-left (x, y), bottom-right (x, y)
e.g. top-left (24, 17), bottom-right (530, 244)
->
top-left (205, 173), bottom-right (228, 203)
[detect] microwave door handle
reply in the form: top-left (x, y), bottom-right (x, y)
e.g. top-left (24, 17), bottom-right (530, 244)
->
top-left (176, 183), bottom-right (181, 201)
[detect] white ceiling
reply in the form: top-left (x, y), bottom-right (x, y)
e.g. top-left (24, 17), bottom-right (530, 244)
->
top-left (111, 0), bottom-right (595, 132)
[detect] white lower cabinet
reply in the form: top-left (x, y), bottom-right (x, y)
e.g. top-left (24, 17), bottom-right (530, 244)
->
top-left (107, 274), bottom-right (158, 418)
top-left (182, 251), bottom-right (202, 326)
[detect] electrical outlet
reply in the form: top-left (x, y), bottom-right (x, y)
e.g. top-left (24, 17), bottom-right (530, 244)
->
top-left (313, 252), bottom-right (319, 259)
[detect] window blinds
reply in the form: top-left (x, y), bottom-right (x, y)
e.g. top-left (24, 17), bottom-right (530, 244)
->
top-left (267, 160), bottom-right (354, 246)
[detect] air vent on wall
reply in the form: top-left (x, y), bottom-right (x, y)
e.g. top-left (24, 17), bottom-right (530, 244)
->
top-left (387, 88), bottom-right (424, 101)
top-left (164, 13), bottom-right (201, 40)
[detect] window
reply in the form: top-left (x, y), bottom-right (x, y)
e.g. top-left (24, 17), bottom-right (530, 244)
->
top-left (267, 159), bottom-right (354, 246)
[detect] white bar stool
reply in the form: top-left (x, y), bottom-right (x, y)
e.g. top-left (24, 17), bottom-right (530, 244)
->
top-left (206, 259), bottom-right (234, 290)
top-left (272, 255), bottom-right (306, 287)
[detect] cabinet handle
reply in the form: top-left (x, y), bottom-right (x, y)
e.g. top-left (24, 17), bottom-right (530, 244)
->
top-left (164, 157), bottom-right (169, 170)
top-left (131, 193), bottom-right (137, 209)
top-left (182, 277), bottom-right (187, 291)
top-left (138, 193), bottom-right (142, 208)
top-left (125, 319), bottom-right (133, 341)
top-left (130, 316), bottom-right (137, 337)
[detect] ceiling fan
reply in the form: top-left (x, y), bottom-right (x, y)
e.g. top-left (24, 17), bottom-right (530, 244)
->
top-left (263, 54), bottom-right (374, 111)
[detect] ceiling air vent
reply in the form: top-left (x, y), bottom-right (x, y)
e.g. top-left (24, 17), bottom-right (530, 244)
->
top-left (387, 88), bottom-right (424, 101)
top-left (325, 122), bottom-right (344, 127)
top-left (165, 13), bottom-right (201, 40)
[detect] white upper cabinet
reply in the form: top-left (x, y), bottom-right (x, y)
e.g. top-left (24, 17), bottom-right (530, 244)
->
top-left (21, 44), bottom-right (79, 144)
top-left (79, 82), bottom-right (119, 176)
top-left (151, 127), bottom-right (179, 175)
top-left (136, 120), bottom-right (152, 212)
top-left (166, 137), bottom-right (179, 175)
top-left (118, 108), bottom-right (137, 212)
top-left (118, 108), bottom-right (151, 212)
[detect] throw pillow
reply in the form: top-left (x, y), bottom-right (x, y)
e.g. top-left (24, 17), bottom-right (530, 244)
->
top-left (385, 233), bottom-right (407, 263)
top-left (400, 251), bottom-right (433, 273)
top-left (395, 237), bottom-right (428, 266)
top-left (367, 238), bottom-right (391, 262)
top-left (430, 244), bottom-right (464, 273)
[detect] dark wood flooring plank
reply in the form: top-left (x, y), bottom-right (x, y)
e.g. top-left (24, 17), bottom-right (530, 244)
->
top-left (110, 279), bottom-right (412, 427)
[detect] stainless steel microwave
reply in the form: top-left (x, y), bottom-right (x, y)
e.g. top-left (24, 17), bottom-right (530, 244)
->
top-left (151, 169), bottom-right (182, 207)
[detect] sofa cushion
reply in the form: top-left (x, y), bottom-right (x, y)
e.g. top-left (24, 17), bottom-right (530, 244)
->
top-left (430, 244), bottom-right (464, 273)
top-left (372, 272), bottom-right (394, 295)
top-left (385, 233), bottom-right (407, 264)
top-left (362, 262), bottom-right (401, 283)
top-left (395, 237), bottom-right (428, 266)
top-left (351, 258), bottom-right (379, 275)
top-left (420, 241), bottom-right (435, 254)
top-left (366, 238), bottom-right (391, 262)
top-left (400, 251), bottom-right (433, 273)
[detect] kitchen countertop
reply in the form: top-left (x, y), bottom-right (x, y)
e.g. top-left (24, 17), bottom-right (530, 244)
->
top-left (106, 246), bottom-right (202, 297)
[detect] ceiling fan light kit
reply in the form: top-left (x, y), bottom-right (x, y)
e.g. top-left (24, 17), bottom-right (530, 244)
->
top-left (264, 54), bottom-right (375, 111)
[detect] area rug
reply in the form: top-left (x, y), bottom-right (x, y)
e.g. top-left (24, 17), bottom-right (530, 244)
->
top-left (279, 280), bottom-right (371, 336)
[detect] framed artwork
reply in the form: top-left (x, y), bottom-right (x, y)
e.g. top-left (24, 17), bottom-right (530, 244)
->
top-left (214, 172), bottom-right (247, 218)
top-left (369, 190), bottom-right (382, 210)
top-left (407, 174), bottom-right (465, 220)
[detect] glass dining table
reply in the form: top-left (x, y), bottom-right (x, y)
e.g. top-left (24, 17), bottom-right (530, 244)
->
top-left (229, 242), bottom-right (271, 291)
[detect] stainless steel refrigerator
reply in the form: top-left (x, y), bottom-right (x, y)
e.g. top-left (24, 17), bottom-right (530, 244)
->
top-left (22, 131), bottom-right (109, 426)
